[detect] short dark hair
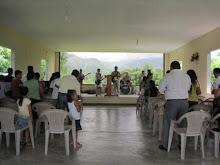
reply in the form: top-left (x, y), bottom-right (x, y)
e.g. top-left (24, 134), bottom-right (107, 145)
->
top-left (8, 68), bottom-right (13, 73)
top-left (67, 90), bottom-right (76, 103)
top-left (213, 68), bottom-right (220, 74)
top-left (15, 70), bottom-right (22, 76)
top-left (27, 71), bottom-right (35, 80)
top-left (27, 66), bottom-right (34, 72)
top-left (170, 61), bottom-right (181, 69)
top-left (34, 72), bottom-right (40, 79)
top-left (97, 68), bottom-right (100, 71)
top-left (71, 69), bottom-right (79, 77)
top-left (18, 86), bottom-right (29, 106)
top-left (150, 80), bottom-right (156, 87)
top-left (55, 72), bottom-right (60, 78)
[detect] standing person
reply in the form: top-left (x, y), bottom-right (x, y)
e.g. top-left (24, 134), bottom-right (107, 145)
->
top-left (11, 70), bottom-right (23, 100)
top-left (111, 66), bottom-right (121, 96)
top-left (139, 70), bottom-right (146, 92)
top-left (187, 70), bottom-right (201, 109)
top-left (16, 86), bottom-right (32, 146)
top-left (56, 69), bottom-right (80, 110)
top-left (67, 90), bottom-right (83, 148)
top-left (212, 68), bottom-right (220, 95)
top-left (23, 71), bottom-right (41, 119)
top-left (50, 72), bottom-right (60, 100)
top-left (21, 66), bottom-right (34, 82)
top-left (212, 68), bottom-right (220, 131)
top-left (78, 69), bottom-right (85, 86)
top-left (95, 68), bottom-right (102, 96)
top-left (148, 80), bottom-right (158, 97)
top-left (34, 72), bottom-right (44, 99)
top-left (5, 68), bottom-right (14, 82)
top-left (158, 61), bottom-right (191, 151)
top-left (0, 75), bottom-right (7, 99)
top-left (144, 73), bottom-right (153, 97)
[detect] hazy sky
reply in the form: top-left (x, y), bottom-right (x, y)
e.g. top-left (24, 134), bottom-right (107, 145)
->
top-left (67, 52), bottom-right (163, 62)
top-left (211, 49), bottom-right (220, 59)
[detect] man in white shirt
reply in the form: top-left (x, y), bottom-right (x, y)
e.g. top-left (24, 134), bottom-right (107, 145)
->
top-left (212, 68), bottom-right (220, 95)
top-left (50, 72), bottom-right (60, 100)
top-left (21, 66), bottom-right (34, 82)
top-left (158, 61), bottom-right (191, 151)
top-left (56, 69), bottom-right (81, 110)
top-left (212, 68), bottom-right (220, 131)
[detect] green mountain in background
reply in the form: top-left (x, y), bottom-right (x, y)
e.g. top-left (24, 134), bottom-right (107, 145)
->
top-left (65, 53), bottom-right (112, 80)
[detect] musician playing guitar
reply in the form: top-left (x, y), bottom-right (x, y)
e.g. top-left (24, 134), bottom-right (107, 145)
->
top-left (78, 69), bottom-right (85, 86)
top-left (77, 69), bottom-right (91, 92)
top-left (111, 66), bottom-right (121, 96)
top-left (95, 68), bottom-right (102, 96)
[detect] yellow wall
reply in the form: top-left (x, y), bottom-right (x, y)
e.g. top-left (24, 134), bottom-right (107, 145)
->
top-left (165, 26), bottom-right (220, 97)
top-left (0, 24), bottom-right (56, 78)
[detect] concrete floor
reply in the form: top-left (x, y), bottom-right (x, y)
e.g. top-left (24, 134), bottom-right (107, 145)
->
top-left (0, 105), bottom-right (219, 165)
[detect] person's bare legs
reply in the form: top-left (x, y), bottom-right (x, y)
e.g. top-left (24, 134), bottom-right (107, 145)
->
top-left (71, 131), bottom-right (82, 147)
top-left (98, 87), bottom-right (101, 95)
top-left (96, 87), bottom-right (98, 96)
top-left (25, 129), bottom-right (31, 146)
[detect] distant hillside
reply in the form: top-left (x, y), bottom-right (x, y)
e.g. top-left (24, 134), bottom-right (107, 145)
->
top-left (65, 53), bottom-right (112, 79)
top-left (65, 53), bottom-right (163, 75)
top-left (120, 58), bottom-right (163, 70)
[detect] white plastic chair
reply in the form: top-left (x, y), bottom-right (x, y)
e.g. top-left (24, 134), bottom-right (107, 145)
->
top-left (32, 102), bottom-right (56, 138)
top-left (147, 97), bottom-right (160, 128)
top-left (208, 113), bottom-right (220, 158)
top-left (198, 95), bottom-right (206, 104)
top-left (152, 99), bottom-right (166, 141)
top-left (39, 109), bottom-right (76, 155)
top-left (0, 108), bottom-right (35, 155)
top-left (168, 111), bottom-right (211, 160)
top-left (2, 102), bottom-right (18, 111)
top-left (188, 103), bottom-right (212, 113)
top-left (42, 97), bottom-right (57, 107)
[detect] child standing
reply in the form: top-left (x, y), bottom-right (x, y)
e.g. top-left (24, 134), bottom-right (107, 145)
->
top-left (16, 86), bottom-right (32, 146)
top-left (67, 90), bottom-right (83, 148)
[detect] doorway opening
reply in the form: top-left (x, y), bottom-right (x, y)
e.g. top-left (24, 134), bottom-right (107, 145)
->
top-left (0, 46), bottom-right (12, 75)
top-left (41, 59), bottom-right (48, 81)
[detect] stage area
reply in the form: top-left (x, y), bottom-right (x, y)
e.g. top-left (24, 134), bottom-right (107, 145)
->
top-left (82, 94), bottom-right (139, 105)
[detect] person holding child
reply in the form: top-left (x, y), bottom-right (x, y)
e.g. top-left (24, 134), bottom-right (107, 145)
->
top-left (67, 90), bottom-right (83, 148)
top-left (16, 86), bottom-right (33, 146)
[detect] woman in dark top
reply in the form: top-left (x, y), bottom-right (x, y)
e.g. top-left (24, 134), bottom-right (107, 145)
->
top-left (148, 80), bottom-right (158, 97)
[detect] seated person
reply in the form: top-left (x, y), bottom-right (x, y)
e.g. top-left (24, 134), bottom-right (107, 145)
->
top-left (0, 75), bottom-right (7, 99)
top-left (121, 72), bottom-right (131, 86)
top-left (148, 80), bottom-right (158, 97)
top-left (5, 68), bottom-right (14, 82)
top-left (11, 70), bottom-right (23, 100)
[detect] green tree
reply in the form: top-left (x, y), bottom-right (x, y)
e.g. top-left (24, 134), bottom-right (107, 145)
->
top-left (60, 52), bottom-right (68, 77)
top-left (0, 46), bottom-right (11, 74)
top-left (143, 62), bottom-right (163, 85)
top-left (40, 59), bottom-right (46, 80)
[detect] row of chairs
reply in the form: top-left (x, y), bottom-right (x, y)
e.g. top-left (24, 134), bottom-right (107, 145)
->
top-left (0, 98), bottom-right (76, 156)
top-left (136, 95), bottom-right (220, 160)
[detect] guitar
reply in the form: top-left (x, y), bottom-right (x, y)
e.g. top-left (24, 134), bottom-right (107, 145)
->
top-left (95, 76), bottom-right (107, 85)
top-left (78, 72), bottom-right (91, 83)
top-left (112, 72), bottom-right (126, 83)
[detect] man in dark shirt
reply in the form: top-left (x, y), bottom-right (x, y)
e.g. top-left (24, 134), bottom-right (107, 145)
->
top-left (5, 68), bottom-right (14, 82)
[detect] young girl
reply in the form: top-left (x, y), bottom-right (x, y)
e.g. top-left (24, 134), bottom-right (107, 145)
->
top-left (67, 90), bottom-right (83, 148)
top-left (16, 86), bottom-right (32, 146)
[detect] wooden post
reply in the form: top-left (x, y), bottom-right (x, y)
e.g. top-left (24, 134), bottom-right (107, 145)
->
top-left (106, 75), bottom-right (112, 96)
